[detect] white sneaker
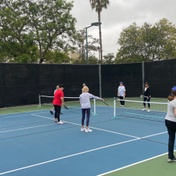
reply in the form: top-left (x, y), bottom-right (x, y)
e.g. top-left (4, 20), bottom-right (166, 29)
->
top-left (85, 128), bottom-right (92, 133)
top-left (142, 108), bottom-right (147, 111)
top-left (147, 109), bottom-right (150, 112)
top-left (80, 127), bottom-right (85, 132)
top-left (58, 121), bottom-right (64, 125)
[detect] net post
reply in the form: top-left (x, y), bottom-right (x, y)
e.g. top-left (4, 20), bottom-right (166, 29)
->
top-left (112, 97), bottom-right (117, 118)
top-left (92, 98), bottom-right (98, 116)
top-left (38, 94), bottom-right (41, 108)
top-left (94, 98), bottom-right (96, 115)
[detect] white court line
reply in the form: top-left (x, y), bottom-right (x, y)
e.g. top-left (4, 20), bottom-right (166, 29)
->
top-left (0, 138), bottom-right (139, 175)
top-left (0, 123), bottom-right (55, 134)
top-left (31, 114), bottom-right (167, 141)
top-left (140, 131), bottom-right (167, 139)
top-left (90, 126), bottom-right (140, 139)
top-left (97, 152), bottom-right (168, 176)
top-left (0, 114), bottom-right (167, 175)
top-left (0, 113), bottom-right (31, 119)
top-left (0, 110), bottom-right (48, 119)
top-left (31, 114), bottom-right (140, 139)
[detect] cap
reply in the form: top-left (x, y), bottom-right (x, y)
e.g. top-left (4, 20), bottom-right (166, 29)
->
top-left (171, 86), bottom-right (176, 91)
top-left (120, 82), bottom-right (123, 84)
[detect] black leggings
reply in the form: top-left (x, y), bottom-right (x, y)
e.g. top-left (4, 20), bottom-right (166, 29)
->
top-left (143, 97), bottom-right (150, 108)
top-left (165, 119), bottom-right (176, 159)
top-left (119, 96), bottom-right (125, 105)
top-left (54, 105), bottom-right (61, 122)
top-left (81, 108), bottom-right (90, 127)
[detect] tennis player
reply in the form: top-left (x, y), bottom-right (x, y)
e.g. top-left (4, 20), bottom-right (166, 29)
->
top-left (52, 84), bottom-right (65, 124)
top-left (165, 86), bottom-right (176, 163)
top-left (142, 82), bottom-right (151, 112)
top-left (50, 85), bottom-right (59, 116)
top-left (117, 82), bottom-right (126, 107)
top-left (79, 86), bottom-right (104, 133)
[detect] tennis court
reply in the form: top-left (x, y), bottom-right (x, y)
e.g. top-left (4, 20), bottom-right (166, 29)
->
top-left (0, 98), bottom-right (175, 176)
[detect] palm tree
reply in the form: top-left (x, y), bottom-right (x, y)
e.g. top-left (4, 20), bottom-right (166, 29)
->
top-left (89, 0), bottom-right (110, 63)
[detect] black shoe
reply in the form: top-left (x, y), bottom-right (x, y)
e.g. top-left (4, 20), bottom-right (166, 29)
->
top-left (50, 110), bottom-right (53, 115)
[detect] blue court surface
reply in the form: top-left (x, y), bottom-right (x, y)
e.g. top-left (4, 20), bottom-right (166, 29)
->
top-left (0, 106), bottom-right (168, 176)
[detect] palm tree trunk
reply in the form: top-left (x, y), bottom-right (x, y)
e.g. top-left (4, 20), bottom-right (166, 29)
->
top-left (98, 8), bottom-right (103, 63)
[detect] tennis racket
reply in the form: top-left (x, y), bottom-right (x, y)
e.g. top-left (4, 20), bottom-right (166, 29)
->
top-left (103, 101), bottom-right (109, 106)
top-left (63, 105), bottom-right (69, 109)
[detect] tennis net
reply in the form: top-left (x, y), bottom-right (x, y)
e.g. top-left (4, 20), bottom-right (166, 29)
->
top-left (113, 98), bottom-right (168, 122)
top-left (38, 94), bottom-right (98, 115)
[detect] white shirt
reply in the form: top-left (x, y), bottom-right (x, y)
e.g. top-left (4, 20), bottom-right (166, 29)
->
top-left (165, 99), bottom-right (176, 122)
top-left (118, 85), bottom-right (126, 97)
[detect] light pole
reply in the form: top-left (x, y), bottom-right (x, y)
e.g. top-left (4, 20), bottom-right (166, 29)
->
top-left (85, 22), bottom-right (101, 64)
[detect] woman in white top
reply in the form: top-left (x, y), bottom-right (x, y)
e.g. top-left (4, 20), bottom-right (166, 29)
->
top-left (165, 86), bottom-right (176, 162)
top-left (117, 82), bottom-right (126, 106)
top-left (79, 86), bottom-right (104, 133)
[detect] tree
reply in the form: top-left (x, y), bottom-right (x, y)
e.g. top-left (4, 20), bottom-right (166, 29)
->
top-left (25, 0), bottom-right (76, 63)
top-left (73, 29), bottom-right (100, 63)
top-left (116, 23), bottom-right (141, 63)
top-left (103, 53), bottom-right (115, 64)
top-left (116, 19), bottom-right (176, 63)
top-left (45, 50), bottom-right (70, 64)
top-left (89, 0), bottom-right (110, 63)
top-left (0, 0), bottom-right (76, 63)
top-left (0, 0), bottom-right (38, 63)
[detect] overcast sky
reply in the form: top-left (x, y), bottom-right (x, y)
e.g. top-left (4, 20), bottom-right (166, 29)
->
top-left (70, 0), bottom-right (176, 57)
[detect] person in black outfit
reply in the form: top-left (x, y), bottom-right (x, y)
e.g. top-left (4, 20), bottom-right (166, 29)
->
top-left (142, 82), bottom-right (151, 112)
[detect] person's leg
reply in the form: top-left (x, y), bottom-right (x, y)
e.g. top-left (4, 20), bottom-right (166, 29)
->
top-left (122, 96), bottom-right (125, 106)
top-left (50, 106), bottom-right (54, 115)
top-left (54, 105), bottom-right (58, 122)
top-left (165, 120), bottom-right (176, 161)
top-left (85, 108), bottom-right (92, 132)
top-left (86, 108), bottom-right (91, 127)
top-left (81, 109), bottom-right (86, 131)
top-left (142, 97), bottom-right (147, 110)
top-left (57, 106), bottom-right (62, 123)
top-left (147, 97), bottom-right (150, 111)
top-left (119, 96), bottom-right (123, 106)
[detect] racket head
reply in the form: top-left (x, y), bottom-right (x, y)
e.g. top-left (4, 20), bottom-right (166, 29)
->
top-left (63, 105), bottom-right (69, 109)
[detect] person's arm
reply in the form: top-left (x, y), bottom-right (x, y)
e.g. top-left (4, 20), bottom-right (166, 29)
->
top-left (174, 108), bottom-right (176, 117)
top-left (61, 97), bottom-right (64, 105)
top-left (117, 87), bottom-right (119, 96)
top-left (89, 93), bottom-right (104, 101)
top-left (124, 86), bottom-right (126, 98)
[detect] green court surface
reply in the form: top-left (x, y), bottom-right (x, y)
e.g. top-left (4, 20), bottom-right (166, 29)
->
top-left (104, 152), bottom-right (176, 176)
